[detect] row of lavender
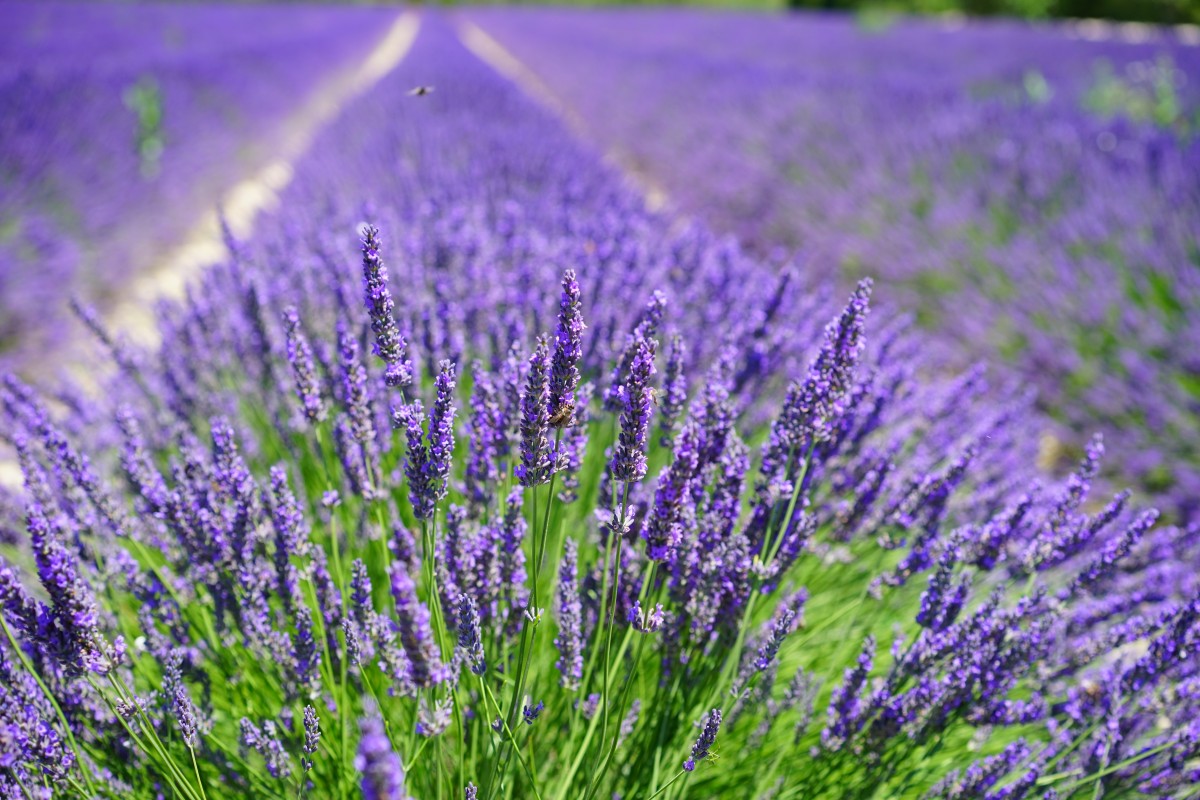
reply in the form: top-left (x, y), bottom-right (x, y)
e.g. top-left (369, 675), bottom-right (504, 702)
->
top-left (1, 11), bottom-right (1198, 800)
top-left (469, 9), bottom-right (1200, 523)
top-left (0, 1), bottom-right (396, 371)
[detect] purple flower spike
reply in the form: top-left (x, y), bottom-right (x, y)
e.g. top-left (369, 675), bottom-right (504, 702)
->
top-left (657, 332), bottom-right (687, 446)
top-left (356, 715), bottom-right (409, 799)
top-left (395, 360), bottom-right (456, 521)
top-left (283, 305), bottom-right (326, 425)
top-left (628, 600), bottom-right (665, 634)
top-left (389, 564), bottom-right (445, 689)
top-left (516, 337), bottom-right (552, 488)
top-left (456, 593), bottom-right (486, 676)
top-left (302, 705), bottom-right (321, 772)
top-left (554, 538), bottom-right (584, 690)
top-left (361, 224), bottom-right (412, 389)
top-left (760, 280), bottom-right (872, 492)
top-left (822, 635), bottom-right (875, 751)
top-left (549, 269), bottom-right (585, 427)
top-left (523, 700), bottom-right (545, 725)
top-left (610, 332), bottom-right (657, 484)
top-left (684, 708), bottom-right (722, 771)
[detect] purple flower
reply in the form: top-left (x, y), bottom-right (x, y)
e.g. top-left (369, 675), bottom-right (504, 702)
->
top-left (356, 715), bottom-right (408, 799)
top-left (241, 718), bottom-right (290, 779)
top-left (361, 224), bottom-right (412, 389)
top-left (516, 337), bottom-right (552, 487)
top-left (395, 360), bottom-right (456, 521)
top-left (27, 501), bottom-right (119, 675)
top-left (684, 708), bottom-right (721, 771)
top-left (610, 332), bottom-right (657, 484)
top-left (549, 269), bottom-right (585, 427)
top-left (657, 332), bottom-right (687, 446)
top-left (416, 696), bottom-right (453, 738)
top-left (164, 651), bottom-right (200, 748)
top-left (822, 635), bottom-right (875, 751)
top-left (604, 291), bottom-right (667, 411)
top-left (916, 540), bottom-right (971, 632)
top-left (455, 593), bottom-right (486, 676)
top-left (554, 538), bottom-right (585, 689)
top-left (756, 280), bottom-right (872, 519)
top-left (523, 700), bottom-right (544, 725)
top-left (754, 591), bottom-right (806, 671)
top-left (302, 705), bottom-right (321, 772)
top-left (619, 699), bottom-right (641, 746)
top-left (291, 605), bottom-right (322, 696)
top-left (389, 565), bottom-right (445, 689)
top-left (643, 418), bottom-right (700, 560)
top-left (283, 305), bottom-right (326, 425)
top-left (627, 600), bottom-right (665, 634)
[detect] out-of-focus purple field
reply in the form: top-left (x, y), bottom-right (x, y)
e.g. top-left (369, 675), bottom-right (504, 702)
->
top-left (469, 9), bottom-right (1200, 521)
top-left (0, 1), bottom-right (394, 369)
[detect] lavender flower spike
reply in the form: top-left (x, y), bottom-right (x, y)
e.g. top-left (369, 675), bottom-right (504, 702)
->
top-left (283, 305), bottom-right (326, 425)
top-left (456, 593), bottom-right (486, 676)
top-left (516, 337), bottom-right (552, 487)
top-left (610, 332), bottom-right (657, 484)
top-left (396, 360), bottom-right (456, 521)
top-left (302, 705), bottom-right (321, 773)
top-left (554, 538), bottom-right (584, 690)
top-left (361, 224), bottom-right (412, 389)
top-left (685, 709), bottom-right (722, 771)
top-left (523, 700), bottom-right (545, 725)
top-left (357, 715), bottom-right (410, 799)
top-left (549, 268), bottom-right (585, 427)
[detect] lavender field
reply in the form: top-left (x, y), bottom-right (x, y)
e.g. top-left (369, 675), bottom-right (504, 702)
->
top-left (0, 5), bottom-right (1198, 800)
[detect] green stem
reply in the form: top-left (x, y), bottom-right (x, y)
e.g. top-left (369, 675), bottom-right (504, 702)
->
top-left (190, 746), bottom-right (209, 800)
top-left (647, 770), bottom-right (687, 800)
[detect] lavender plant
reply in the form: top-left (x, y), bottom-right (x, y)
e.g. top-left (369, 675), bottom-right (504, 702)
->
top-left (470, 9), bottom-right (1200, 523)
top-left (0, 13), bottom-right (1197, 800)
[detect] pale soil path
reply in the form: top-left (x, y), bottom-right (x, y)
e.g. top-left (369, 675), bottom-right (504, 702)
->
top-left (457, 20), bottom-right (670, 214)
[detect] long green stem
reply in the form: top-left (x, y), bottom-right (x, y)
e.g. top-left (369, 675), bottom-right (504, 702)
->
top-left (190, 746), bottom-right (209, 800)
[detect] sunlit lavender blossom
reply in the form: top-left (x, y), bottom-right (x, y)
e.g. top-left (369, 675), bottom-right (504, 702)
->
top-left (523, 700), bottom-right (545, 725)
top-left (554, 538), bottom-right (584, 689)
top-left (548, 269), bottom-right (584, 427)
top-left (516, 337), bottom-right (552, 487)
top-left (283, 305), bottom-right (326, 425)
top-left (361, 224), bottom-right (412, 389)
top-left (610, 332), bottom-right (657, 484)
top-left (303, 705), bottom-right (321, 772)
top-left (456, 593), bottom-right (486, 676)
top-left (241, 718), bottom-right (291, 779)
top-left (685, 709), bottom-right (722, 771)
top-left (627, 600), bottom-right (664, 633)
top-left (357, 715), bottom-right (408, 799)
top-left (657, 332), bottom-right (687, 446)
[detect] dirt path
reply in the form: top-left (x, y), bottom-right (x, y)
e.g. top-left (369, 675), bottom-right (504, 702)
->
top-left (111, 11), bottom-right (422, 343)
top-left (457, 20), bottom-right (670, 214)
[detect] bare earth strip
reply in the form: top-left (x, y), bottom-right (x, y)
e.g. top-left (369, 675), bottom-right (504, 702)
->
top-left (457, 20), bottom-right (670, 213)
top-left (0, 11), bottom-right (421, 491)
top-left (111, 10), bottom-right (422, 344)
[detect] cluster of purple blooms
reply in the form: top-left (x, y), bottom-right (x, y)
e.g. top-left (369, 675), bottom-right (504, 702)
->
top-left (471, 8), bottom-right (1200, 524)
top-left (0, 11), bottom-right (1196, 800)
